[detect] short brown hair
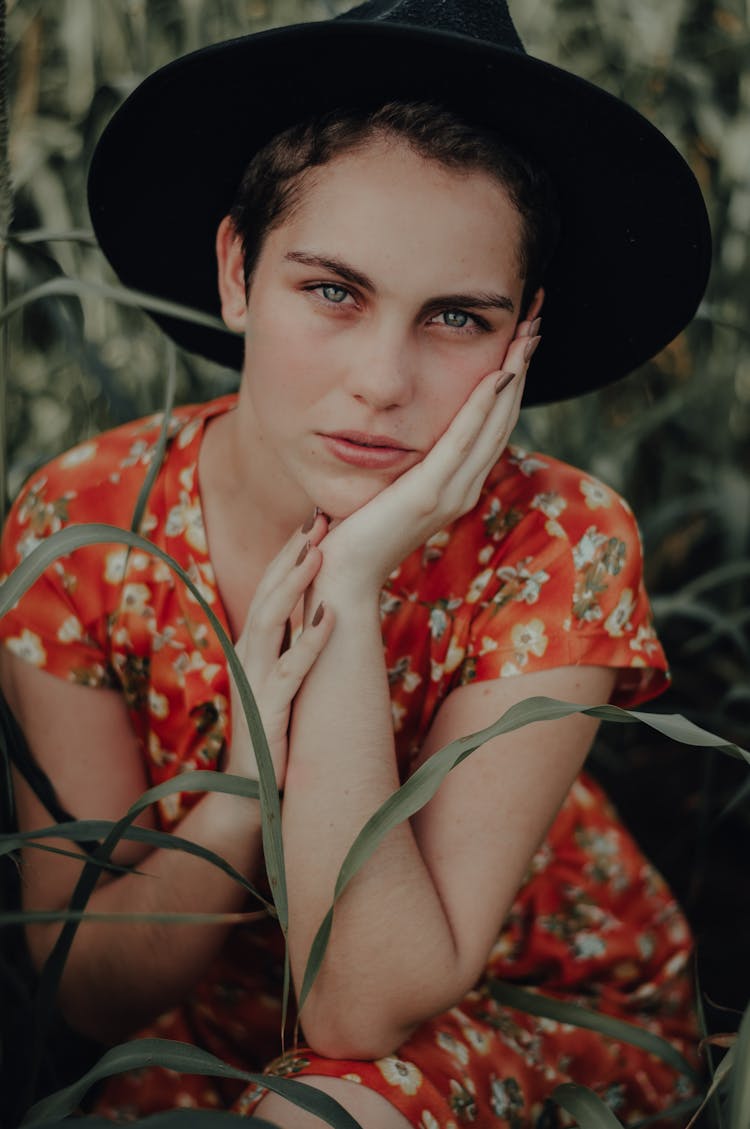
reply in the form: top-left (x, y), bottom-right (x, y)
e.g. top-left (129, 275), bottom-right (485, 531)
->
top-left (229, 101), bottom-right (559, 318)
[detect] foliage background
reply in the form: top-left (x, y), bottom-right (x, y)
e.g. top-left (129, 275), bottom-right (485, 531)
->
top-left (1, 0), bottom-right (749, 1122)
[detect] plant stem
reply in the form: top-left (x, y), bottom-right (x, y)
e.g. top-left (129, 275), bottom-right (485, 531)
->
top-left (0, 0), bottom-right (11, 517)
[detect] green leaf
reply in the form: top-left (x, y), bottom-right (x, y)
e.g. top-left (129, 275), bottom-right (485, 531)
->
top-left (0, 524), bottom-right (287, 931)
top-left (0, 277), bottom-right (230, 331)
top-left (0, 818), bottom-right (270, 911)
top-left (298, 695), bottom-right (749, 1010)
top-left (552, 1082), bottom-right (625, 1128)
top-left (682, 1044), bottom-right (734, 1129)
top-left (729, 1002), bottom-right (750, 1129)
top-left (489, 981), bottom-right (701, 1082)
top-left (22, 1038), bottom-right (362, 1129)
top-left (129, 341), bottom-right (177, 536)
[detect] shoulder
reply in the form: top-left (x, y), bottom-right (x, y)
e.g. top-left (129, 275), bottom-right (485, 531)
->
top-left (486, 444), bottom-right (642, 550)
top-left (1, 396), bottom-right (234, 570)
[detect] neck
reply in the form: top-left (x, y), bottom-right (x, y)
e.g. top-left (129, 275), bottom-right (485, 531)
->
top-left (200, 387), bottom-right (311, 563)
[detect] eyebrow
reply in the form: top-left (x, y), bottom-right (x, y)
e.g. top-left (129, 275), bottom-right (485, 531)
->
top-left (284, 250), bottom-right (515, 315)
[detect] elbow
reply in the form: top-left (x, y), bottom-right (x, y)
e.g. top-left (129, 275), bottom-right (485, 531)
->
top-left (301, 1007), bottom-right (416, 1062)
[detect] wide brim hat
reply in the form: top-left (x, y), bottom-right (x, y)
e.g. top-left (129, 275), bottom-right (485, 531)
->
top-left (87, 0), bottom-right (711, 406)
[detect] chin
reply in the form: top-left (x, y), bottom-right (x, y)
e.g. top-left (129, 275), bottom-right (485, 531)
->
top-left (315, 476), bottom-right (395, 521)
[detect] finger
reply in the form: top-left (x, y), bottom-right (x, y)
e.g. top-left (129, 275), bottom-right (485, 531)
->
top-left (262, 603), bottom-right (335, 715)
top-left (252, 511), bottom-right (328, 607)
top-left (240, 544), bottom-right (323, 670)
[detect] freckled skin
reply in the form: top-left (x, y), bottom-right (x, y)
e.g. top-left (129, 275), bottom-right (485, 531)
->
top-left (215, 136), bottom-right (527, 529)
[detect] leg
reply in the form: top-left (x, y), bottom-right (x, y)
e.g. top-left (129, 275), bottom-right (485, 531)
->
top-left (252, 1074), bottom-right (412, 1129)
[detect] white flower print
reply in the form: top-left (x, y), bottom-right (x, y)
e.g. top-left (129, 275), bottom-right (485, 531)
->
top-left (392, 701), bottom-right (407, 732)
top-left (466, 568), bottom-right (493, 604)
top-left (430, 659), bottom-right (444, 683)
top-left (604, 589), bottom-right (635, 637)
top-left (477, 543), bottom-right (494, 565)
top-left (496, 559), bottom-right (550, 605)
top-left (165, 490), bottom-right (207, 554)
top-left (572, 526), bottom-right (607, 569)
top-left (459, 1024), bottom-right (491, 1055)
top-left (429, 607), bottom-right (449, 640)
top-left (121, 583), bottom-right (153, 617)
top-left (17, 530), bottom-right (44, 559)
top-left (57, 616), bottom-right (83, 643)
top-left (545, 518), bottom-right (566, 539)
top-left (531, 491), bottom-right (567, 519)
top-left (121, 439), bottom-right (153, 468)
top-left (104, 548), bottom-right (129, 585)
top-left (149, 689), bottom-right (169, 719)
top-left (509, 619), bottom-right (548, 663)
top-left (508, 447), bottom-right (549, 477)
top-left (478, 635), bottom-right (499, 656)
top-left (177, 419), bottom-right (202, 449)
top-left (572, 931), bottom-right (607, 960)
top-left (419, 1113), bottom-right (440, 1129)
top-left (60, 441), bottom-right (98, 468)
top-left (375, 1057), bottom-right (423, 1096)
top-left (501, 660), bottom-right (522, 677)
top-left (6, 628), bottom-right (46, 666)
top-left (436, 1031), bottom-right (469, 1066)
top-left (630, 623), bottom-right (660, 655)
top-left (580, 476), bottom-right (612, 510)
top-left (444, 637), bottom-right (465, 674)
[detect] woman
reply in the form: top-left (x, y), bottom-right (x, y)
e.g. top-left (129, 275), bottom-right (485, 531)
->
top-left (0, 1), bottom-right (711, 1125)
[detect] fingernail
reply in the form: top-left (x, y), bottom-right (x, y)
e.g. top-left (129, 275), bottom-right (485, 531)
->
top-left (529, 317), bottom-right (542, 337)
top-left (312, 601), bottom-right (325, 627)
top-left (524, 335), bottom-right (542, 363)
top-left (301, 508), bottom-right (317, 534)
top-left (295, 541), bottom-right (310, 566)
top-left (495, 370), bottom-right (518, 395)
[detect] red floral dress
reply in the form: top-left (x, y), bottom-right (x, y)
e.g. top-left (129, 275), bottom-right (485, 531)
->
top-left (0, 395), bottom-right (699, 1126)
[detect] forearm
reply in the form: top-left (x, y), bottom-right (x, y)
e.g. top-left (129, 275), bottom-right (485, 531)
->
top-left (283, 579), bottom-right (458, 1058)
top-left (28, 787), bottom-right (264, 1044)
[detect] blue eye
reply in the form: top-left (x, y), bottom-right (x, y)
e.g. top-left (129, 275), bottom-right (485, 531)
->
top-left (320, 285), bottom-right (349, 303)
top-left (442, 310), bottom-right (471, 328)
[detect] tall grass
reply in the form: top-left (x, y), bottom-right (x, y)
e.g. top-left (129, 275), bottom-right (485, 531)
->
top-left (1, 1), bottom-right (748, 1126)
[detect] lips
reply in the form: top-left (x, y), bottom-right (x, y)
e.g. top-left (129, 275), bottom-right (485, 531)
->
top-left (319, 430), bottom-right (415, 470)
top-left (323, 430), bottom-right (411, 450)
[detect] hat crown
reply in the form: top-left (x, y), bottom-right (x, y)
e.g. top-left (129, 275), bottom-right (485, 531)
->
top-left (338, 0), bottom-right (526, 54)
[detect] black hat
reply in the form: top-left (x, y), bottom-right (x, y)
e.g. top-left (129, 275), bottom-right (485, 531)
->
top-left (87, 0), bottom-right (711, 405)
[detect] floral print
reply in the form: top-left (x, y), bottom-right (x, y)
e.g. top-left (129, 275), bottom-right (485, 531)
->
top-left (0, 396), bottom-right (698, 1125)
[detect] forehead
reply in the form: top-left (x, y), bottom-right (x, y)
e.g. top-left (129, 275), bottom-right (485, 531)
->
top-left (266, 137), bottom-right (525, 288)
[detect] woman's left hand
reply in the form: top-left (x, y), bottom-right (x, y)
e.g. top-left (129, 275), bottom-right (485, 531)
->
top-left (318, 319), bottom-right (539, 597)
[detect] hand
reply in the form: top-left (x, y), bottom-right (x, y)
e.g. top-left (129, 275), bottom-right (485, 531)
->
top-left (319, 316), bottom-right (541, 596)
top-left (225, 517), bottom-right (334, 789)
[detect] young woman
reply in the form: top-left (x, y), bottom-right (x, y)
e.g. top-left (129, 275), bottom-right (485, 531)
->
top-left (0, 2), bottom-right (711, 1126)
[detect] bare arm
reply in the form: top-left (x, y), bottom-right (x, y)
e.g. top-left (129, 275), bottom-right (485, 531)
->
top-left (281, 322), bottom-right (618, 1057)
top-left (1, 517), bottom-right (334, 1044)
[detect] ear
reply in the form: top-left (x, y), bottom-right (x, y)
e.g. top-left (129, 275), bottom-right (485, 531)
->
top-left (526, 286), bottom-right (545, 321)
top-left (216, 215), bottom-right (248, 332)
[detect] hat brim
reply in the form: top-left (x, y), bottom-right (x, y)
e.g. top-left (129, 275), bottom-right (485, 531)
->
top-left (87, 21), bottom-right (711, 405)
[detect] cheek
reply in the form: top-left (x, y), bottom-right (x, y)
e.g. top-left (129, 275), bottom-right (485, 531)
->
top-left (421, 336), bottom-right (511, 440)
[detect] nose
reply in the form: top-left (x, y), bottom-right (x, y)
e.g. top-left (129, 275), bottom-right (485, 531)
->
top-left (343, 322), bottom-right (417, 411)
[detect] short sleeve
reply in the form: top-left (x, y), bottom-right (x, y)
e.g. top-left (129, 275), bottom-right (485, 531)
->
top-left (460, 464), bottom-right (669, 708)
top-left (0, 464), bottom-right (121, 686)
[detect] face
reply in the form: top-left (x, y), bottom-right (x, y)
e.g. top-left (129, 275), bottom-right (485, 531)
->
top-left (218, 136), bottom-right (527, 521)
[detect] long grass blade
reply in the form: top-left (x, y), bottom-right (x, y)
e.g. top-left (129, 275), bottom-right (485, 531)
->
top-left (728, 1001), bottom-right (750, 1129)
top-left (129, 339), bottom-right (177, 536)
top-left (684, 1045), bottom-right (735, 1129)
top-left (0, 276), bottom-right (230, 331)
top-left (552, 1082), bottom-right (624, 1128)
top-left (22, 1038), bottom-right (363, 1129)
top-left (297, 696), bottom-right (749, 1011)
top-left (489, 981), bottom-right (701, 1081)
top-left (2, 525), bottom-right (286, 1105)
top-left (0, 817), bottom-right (271, 908)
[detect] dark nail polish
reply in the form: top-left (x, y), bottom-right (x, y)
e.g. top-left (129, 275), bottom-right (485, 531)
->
top-left (529, 317), bottom-right (542, 337)
top-left (295, 541), bottom-right (310, 566)
top-left (301, 508), bottom-right (317, 533)
top-left (524, 335), bottom-right (542, 363)
top-left (312, 601), bottom-right (325, 627)
top-left (495, 370), bottom-right (517, 395)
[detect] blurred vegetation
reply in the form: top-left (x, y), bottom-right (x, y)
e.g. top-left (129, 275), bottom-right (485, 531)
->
top-left (1, 0), bottom-right (749, 1124)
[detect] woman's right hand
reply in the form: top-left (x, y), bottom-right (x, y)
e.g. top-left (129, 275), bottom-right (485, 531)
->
top-left (226, 512), bottom-right (334, 790)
